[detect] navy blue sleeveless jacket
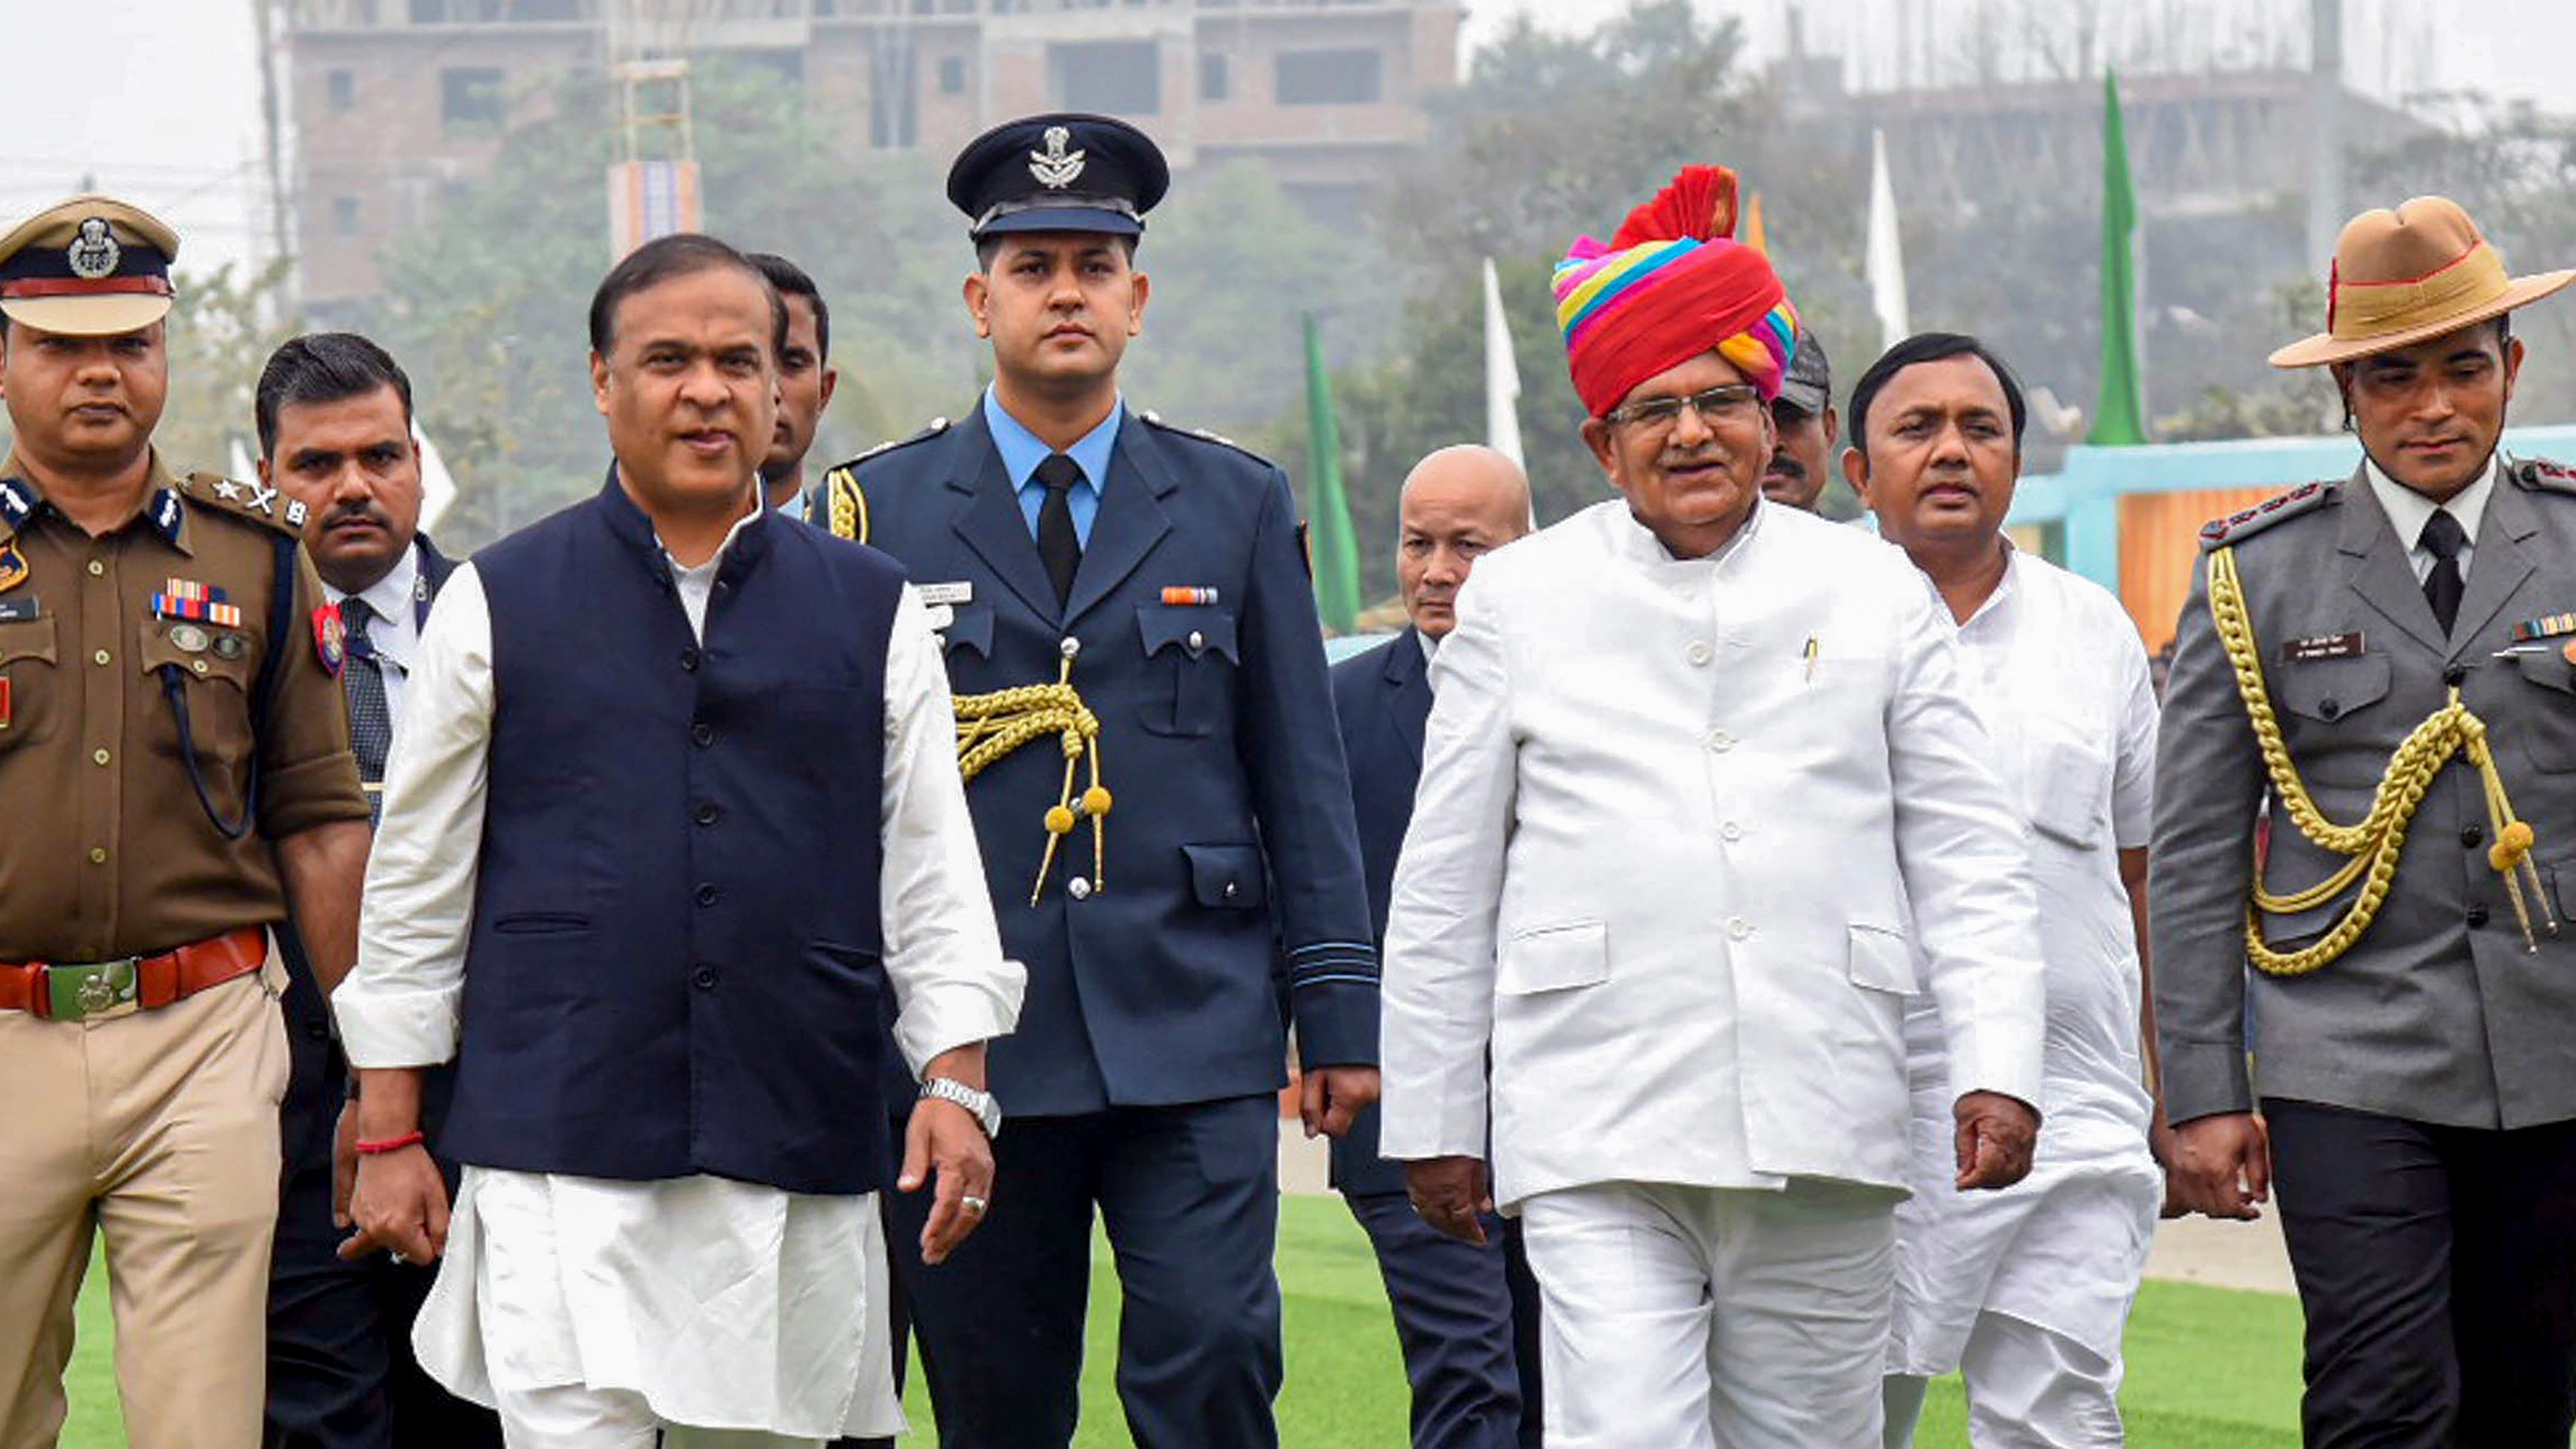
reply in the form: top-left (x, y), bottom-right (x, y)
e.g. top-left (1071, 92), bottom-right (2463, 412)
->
top-left (439, 474), bottom-right (906, 1195)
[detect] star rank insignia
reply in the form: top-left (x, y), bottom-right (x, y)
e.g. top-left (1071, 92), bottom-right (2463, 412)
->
top-left (213, 478), bottom-right (242, 502)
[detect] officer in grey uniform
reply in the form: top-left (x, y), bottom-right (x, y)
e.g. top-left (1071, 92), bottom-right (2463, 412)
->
top-left (2153, 195), bottom-right (2576, 1447)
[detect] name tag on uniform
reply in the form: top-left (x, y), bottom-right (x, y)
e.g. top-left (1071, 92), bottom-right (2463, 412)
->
top-left (0, 595), bottom-right (38, 623)
top-left (920, 581), bottom-right (975, 607)
top-left (2283, 631), bottom-right (2364, 662)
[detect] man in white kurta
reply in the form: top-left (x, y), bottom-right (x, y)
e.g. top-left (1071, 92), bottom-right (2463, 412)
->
top-left (335, 236), bottom-right (1024, 1449)
top-left (1382, 168), bottom-right (2048, 1449)
top-left (1843, 333), bottom-right (2169, 1447)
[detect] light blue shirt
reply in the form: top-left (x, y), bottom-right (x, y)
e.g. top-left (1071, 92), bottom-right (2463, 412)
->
top-left (983, 386), bottom-right (1120, 547)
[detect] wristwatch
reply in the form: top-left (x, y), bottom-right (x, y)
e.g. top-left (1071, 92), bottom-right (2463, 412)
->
top-left (921, 1076), bottom-right (1002, 1140)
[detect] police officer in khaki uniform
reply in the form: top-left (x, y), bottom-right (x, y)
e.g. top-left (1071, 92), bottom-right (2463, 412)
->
top-left (2154, 195), bottom-right (2576, 1445)
top-left (0, 196), bottom-right (371, 1448)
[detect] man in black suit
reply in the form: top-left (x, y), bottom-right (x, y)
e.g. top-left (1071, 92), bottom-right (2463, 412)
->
top-left (254, 333), bottom-right (495, 1449)
top-left (1332, 444), bottom-right (1542, 1448)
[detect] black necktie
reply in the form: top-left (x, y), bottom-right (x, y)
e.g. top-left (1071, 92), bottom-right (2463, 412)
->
top-left (2420, 509), bottom-right (2467, 635)
top-left (342, 598), bottom-right (392, 825)
top-left (1034, 453), bottom-right (1084, 608)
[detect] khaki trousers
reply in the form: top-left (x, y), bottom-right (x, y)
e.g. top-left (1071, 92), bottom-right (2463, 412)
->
top-left (0, 961), bottom-right (290, 1449)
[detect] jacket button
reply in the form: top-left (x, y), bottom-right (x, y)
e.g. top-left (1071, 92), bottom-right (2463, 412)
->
top-left (2467, 905), bottom-right (2491, 928)
top-left (696, 802), bottom-right (721, 826)
top-left (695, 884), bottom-right (719, 907)
top-left (1222, 879), bottom-right (1240, 899)
top-left (2463, 823), bottom-right (2485, 847)
top-left (1727, 916), bottom-right (1752, 940)
top-left (1067, 876), bottom-right (1093, 901)
top-left (1187, 629), bottom-right (1206, 652)
top-left (691, 721), bottom-right (714, 747)
top-left (2444, 663), bottom-right (2469, 687)
top-left (680, 647), bottom-right (701, 672)
top-left (691, 965), bottom-right (718, 989)
top-left (2319, 699), bottom-right (2341, 720)
top-left (1686, 641), bottom-right (1713, 666)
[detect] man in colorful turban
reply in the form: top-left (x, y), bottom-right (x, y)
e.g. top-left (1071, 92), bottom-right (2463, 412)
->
top-left (1380, 166), bottom-right (2049, 1446)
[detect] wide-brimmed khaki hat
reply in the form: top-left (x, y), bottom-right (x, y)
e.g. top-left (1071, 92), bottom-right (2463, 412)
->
top-left (0, 196), bottom-right (182, 337)
top-left (2270, 195), bottom-right (2572, 368)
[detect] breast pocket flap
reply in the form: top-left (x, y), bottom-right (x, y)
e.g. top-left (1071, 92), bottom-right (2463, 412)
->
top-left (1846, 922), bottom-right (1919, 995)
top-left (1499, 919), bottom-right (1610, 995)
top-left (1137, 602), bottom-right (1240, 663)
top-left (1182, 842), bottom-right (1268, 910)
top-left (940, 603), bottom-right (995, 659)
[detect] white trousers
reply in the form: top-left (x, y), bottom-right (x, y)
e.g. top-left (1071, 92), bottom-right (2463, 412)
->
top-left (1518, 1179), bottom-right (1898, 1448)
top-left (494, 1381), bottom-right (825, 1449)
top-left (1882, 1310), bottom-right (2126, 1448)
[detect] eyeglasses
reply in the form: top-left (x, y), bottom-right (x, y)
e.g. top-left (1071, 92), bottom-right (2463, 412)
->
top-left (1603, 383), bottom-right (1764, 433)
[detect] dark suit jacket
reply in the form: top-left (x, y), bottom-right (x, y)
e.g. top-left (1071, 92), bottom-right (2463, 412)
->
top-left (1328, 628), bottom-right (1433, 1196)
top-left (841, 407), bottom-right (1378, 1116)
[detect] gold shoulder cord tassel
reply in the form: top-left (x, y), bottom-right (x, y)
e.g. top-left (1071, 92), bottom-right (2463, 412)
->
top-left (2207, 546), bottom-right (2559, 974)
top-left (825, 466), bottom-right (869, 544)
top-left (952, 638), bottom-right (1111, 905)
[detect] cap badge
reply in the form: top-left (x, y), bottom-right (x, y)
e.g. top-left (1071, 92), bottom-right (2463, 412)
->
top-left (66, 218), bottom-right (120, 281)
top-left (1030, 125), bottom-right (1087, 190)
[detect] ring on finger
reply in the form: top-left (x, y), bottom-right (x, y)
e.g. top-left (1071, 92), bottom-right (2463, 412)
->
top-left (961, 1194), bottom-right (988, 1216)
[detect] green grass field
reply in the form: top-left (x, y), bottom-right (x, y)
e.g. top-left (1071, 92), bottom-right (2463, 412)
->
top-left (59, 1196), bottom-right (2302, 1447)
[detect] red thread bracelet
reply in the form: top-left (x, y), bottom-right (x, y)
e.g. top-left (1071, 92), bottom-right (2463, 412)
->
top-left (355, 1131), bottom-right (425, 1155)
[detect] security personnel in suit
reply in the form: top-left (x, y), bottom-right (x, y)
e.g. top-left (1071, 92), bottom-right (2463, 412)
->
top-left (2154, 195), bottom-right (2576, 1446)
top-left (253, 333), bottom-right (494, 1449)
top-left (818, 113), bottom-right (1381, 1448)
top-left (1330, 445), bottom-right (1542, 1449)
top-left (0, 196), bottom-right (372, 1447)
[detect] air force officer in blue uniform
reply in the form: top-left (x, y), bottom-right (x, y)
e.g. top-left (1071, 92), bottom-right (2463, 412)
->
top-left (1332, 446), bottom-right (1544, 1449)
top-left (817, 113), bottom-right (1381, 1448)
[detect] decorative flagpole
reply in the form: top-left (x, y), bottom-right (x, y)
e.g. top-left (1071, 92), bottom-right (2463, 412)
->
top-left (1481, 258), bottom-right (1526, 471)
top-left (1865, 128), bottom-right (1910, 351)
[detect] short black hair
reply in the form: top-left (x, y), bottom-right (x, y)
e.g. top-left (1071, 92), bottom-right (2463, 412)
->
top-left (587, 232), bottom-right (787, 362)
top-left (254, 332), bottom-right (415, 459)
top-left (973, 232), bottom-right (1139, 273)
top-left (745, 251), bottom-right (828, 362)
top-left (1846, 331), bottom-right (2029, 453)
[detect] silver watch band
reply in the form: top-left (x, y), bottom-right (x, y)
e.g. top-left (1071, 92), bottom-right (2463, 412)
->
top-left (920, 1076), bottom-right (1001, 1139)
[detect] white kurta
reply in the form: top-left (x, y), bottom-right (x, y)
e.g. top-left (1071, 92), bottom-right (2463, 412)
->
top-left (1888, 545), bottom-right (2162, 1376)
top-left (1381, 499), bottom-right (2046, 1207)
top-left (334, 507), bottom-right (1025, 1439)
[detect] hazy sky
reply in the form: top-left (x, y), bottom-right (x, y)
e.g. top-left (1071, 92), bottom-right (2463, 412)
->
top-left (5, 0), bottom-right (2572, 278)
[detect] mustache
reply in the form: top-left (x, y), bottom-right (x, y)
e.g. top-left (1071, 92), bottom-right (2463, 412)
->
top-left (323, 501), bottom-right (391, 531)
top-left (1763, 449), bottom-right (1805, 481)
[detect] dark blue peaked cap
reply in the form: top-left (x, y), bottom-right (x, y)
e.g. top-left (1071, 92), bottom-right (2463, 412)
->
top-left (947, 113), bottom-right (1170, 241)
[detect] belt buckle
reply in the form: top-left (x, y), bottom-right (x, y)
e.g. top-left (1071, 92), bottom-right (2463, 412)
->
top-left (47, 958), bottom-right (140, 1022)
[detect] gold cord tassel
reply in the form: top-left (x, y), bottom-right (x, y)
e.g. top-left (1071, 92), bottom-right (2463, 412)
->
top-left (2208, 547), bottom-right (2558, 973)
top-left (952, 639), bottom-right (1109, 906)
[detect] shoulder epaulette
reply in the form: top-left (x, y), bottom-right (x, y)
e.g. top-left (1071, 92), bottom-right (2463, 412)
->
top-left (181, 471), bottom-right (305, 536)
top-left (2513, 456), bottom-right (2576, 496)
top-left (1135, 408), bottom-right (1277, 469)
top-left (2197, 479), bottom-right (2338, 551)
top-left (838, 415), bottom-right (953, 475)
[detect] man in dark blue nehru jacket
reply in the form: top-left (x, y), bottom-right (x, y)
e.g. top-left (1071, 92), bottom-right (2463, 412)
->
top-left (335, 233), bottom-right (1024, 1448)
top-left (1333, 444), bottom-right (1543, 1449)
top-left (818, 113), bottom-right (1381, 1449)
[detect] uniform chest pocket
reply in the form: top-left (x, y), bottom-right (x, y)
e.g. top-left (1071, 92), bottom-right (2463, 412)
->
top-left (939, 603), bottom-right (994, 660)
top-left (1136, 602), bottom-right (1238, 737)
top-left (139, 620), bottom-right (259, 767)
top-left (2271, 651), bottom-right (2391, 724)
top-left (0, 616), bottom-right (59, 750)
top-left (2507, 647), bottom-right (2576, 774)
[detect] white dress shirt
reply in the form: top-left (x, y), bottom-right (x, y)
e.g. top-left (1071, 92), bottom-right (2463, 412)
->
top-left (2365, 452), bottom-right (2498, 584)
top-left (335, 506), bottom-right (1024, 1438)
top-left (1381, 499), bottom-right (2045, 1207)
top-left (324, 540), bottom-right (423, 732)
top-left (1888, 544), bottom-right (2164, 1374)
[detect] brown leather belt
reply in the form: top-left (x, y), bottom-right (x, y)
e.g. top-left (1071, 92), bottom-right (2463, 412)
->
top-left (0, 927), bottom-right (269, 1022)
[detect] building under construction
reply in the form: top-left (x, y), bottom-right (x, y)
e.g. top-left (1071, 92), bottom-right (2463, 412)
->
top-left (272, 0), bottom-right (1464, 311)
